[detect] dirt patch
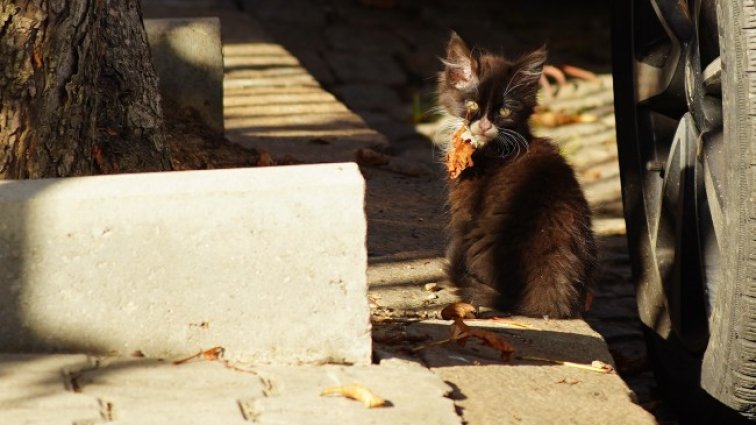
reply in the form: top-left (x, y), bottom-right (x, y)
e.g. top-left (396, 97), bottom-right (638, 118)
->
top-left (163, 104), bottom-right (302, 171)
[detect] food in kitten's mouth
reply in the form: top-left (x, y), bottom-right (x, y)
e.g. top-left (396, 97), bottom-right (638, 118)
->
top-left (446, 125), bottom-right (475, 179)
top-left (445, 101), bottom-right (479, 179)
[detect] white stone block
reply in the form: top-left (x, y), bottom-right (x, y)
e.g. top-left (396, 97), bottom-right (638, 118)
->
top-left (0, 164), bottom-right (370, 364)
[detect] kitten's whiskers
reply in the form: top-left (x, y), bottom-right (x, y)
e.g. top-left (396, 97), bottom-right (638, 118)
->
top-left (494, 126), bottom-right (529, 159)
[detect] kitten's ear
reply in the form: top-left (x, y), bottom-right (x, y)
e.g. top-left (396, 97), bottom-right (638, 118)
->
top-left (442, 31), bottom-right (478, 89)
top-left (509, 47), bottom-right (547, 98)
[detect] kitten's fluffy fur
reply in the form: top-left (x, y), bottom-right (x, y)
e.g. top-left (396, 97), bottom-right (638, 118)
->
top-left (436, 33), bottom-right (596, 318)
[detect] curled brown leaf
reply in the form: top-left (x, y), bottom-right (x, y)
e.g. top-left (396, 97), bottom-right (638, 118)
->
top-left (321, 384), bottom-right (388, 408)
top-left (441, 302), bottom-right (477, 320)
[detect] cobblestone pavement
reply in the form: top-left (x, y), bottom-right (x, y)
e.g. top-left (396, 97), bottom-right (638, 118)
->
top-left (242, 1), bottom-right (674, 422)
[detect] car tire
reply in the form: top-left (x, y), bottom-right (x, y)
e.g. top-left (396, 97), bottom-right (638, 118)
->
top-left (699, 0), bottom-right (756, 418)
top-left (612, 0), bottom-right (756, 422)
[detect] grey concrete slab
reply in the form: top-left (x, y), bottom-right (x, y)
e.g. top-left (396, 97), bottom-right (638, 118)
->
top-left (2, 355), bottom-right (461, 425)
top-left (246, 363), bottom-right (462, 425)
top-left (402, 318), bottom-right (657, 425)
top-left (145, 17), bottom-right (224, 134)
top-left (0, 164), bottom-right (370, 364)
top-left (0, 409), bottom-right (103, 425)
top-left (0, 355), bottom-right (101, 424)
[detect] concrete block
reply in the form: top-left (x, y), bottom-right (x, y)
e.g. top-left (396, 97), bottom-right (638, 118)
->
top-left (145, 17), bottom-right (224, 134)
top-left (246, 364), bottom-right (461, 425)
top-left (0, 164), bottom-right (370, 364)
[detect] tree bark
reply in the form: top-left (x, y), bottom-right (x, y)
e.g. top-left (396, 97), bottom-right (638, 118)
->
top-left (0, 0), bottom-right (170, 179)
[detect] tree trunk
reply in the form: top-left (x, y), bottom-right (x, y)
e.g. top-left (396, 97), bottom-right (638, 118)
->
top-left (0, 0), bottom-right (170, 179)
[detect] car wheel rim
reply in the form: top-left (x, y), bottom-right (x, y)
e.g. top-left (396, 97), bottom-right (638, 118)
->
top-left (631, 0), bottom-right (722, 351)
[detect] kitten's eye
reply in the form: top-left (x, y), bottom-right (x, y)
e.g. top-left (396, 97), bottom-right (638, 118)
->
top-left (499, 107), bottom-right (512, 118)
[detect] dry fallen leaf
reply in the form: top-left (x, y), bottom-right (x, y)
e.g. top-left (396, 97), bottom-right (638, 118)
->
top-left (173, 346), bottom-right (225, 365)
top-left (449, 318), bottom-right (514, 361)
top-left (441, 302), bottom-right (477, 320)
top-left (446, 125), bottom-right (475, 179)
top-left (467, 328), bottom-right (515, 361)
top-left (321, 384), bottom-right (388, 408)
top-left (450, 317), bottom-right (471, 345)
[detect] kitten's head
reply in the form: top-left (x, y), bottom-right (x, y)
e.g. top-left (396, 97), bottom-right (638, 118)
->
top-left (436, 32), bottom-right (545, 150)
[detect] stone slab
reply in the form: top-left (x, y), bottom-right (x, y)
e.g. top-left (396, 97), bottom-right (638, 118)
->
top-left (402, 318), bottom-right (656, 425)
top-left (0, 354), bottom-right (101, 425)
top-left (0, 164), bottom-right (370, 364)
top-left (217, 15), bottom-right (389, 163)
top-left (145, 17), bottom-right (224, 134)
top-left (1, 355), bottom-right (461, 425)
top-left (247, 363), bottom-right (462, 425)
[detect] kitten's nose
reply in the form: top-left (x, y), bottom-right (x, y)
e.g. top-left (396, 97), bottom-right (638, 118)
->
top-left (478, 118), bottom-right (492, 131)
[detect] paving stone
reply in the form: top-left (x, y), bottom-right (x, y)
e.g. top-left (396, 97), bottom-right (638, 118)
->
top-left (0, 409), bottom-right (103, 425)
top-left (583, 174), bottom-right (623, 209)
top-left (355, 111), bottom-right (421, 144)
top-left (546, 89), bottom-right (615, 114)
top-left (405, 319), bottom-right (655, 425)
top-left (249, 363), bottom-right (461, 425)
top-left (325, 26), bottom-right (408, 54)
top-left (2, 354), bottom-right (462, 425)
top-left (398, 49), bottom-right (443, 81)
top-left (0, 165), bottom-right (370, 365)
top-left (592, 217), bottom-right (627, 236)
top-left (67, 358), bottom-right (265, 424)
top-left (261, 23), bottom-right (329, 55)
top-left (77, 359), bottom-right (267, 399)
top-left (109, 413), bottom-right (250, 425)
top-left (570, 144), bottom-right (617, 169)
top-left (331, 84), bottom-right (403, 111)
top-left (240, 0), bottom-right (326, 26)
top-left (291, 50), bottom-right (337, 86)
top-left (328, 1), bottom-right (416, 28)
top-left (580, 159), bottom-right (620, 183)
top-left (218, 14), bottom-right (389, 162)
top-left (437, 365), bottom-right (654, 425)
top-left (326, 52), bottom-right (408, 86)
top-left (0, 354), bottom-right (94, 374)
top-left (394, 27), bottom-right (449, 52)
top-left (0, 354), bottom-right (101, 425)
top-left (537, 121), bottom-right (612, 142)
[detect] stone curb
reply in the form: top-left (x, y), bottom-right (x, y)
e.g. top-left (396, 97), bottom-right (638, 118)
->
top-left (0, 164), bottom-right (370, 364)
top-left (0, 354), bottom-right (462, 425)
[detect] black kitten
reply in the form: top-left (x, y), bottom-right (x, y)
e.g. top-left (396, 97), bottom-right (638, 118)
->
top-left (435, 32), bottom-right (596, 318)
